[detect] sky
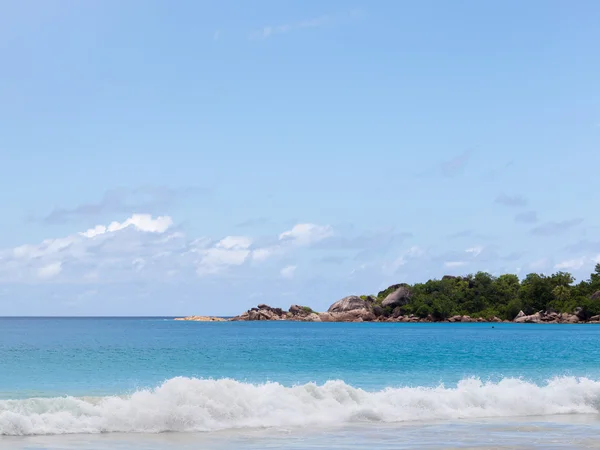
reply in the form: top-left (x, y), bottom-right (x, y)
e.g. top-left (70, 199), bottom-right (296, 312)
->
top-left (1, 0), bottom-right (599, 315)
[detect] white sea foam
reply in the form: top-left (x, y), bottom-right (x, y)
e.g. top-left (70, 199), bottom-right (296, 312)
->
top-left (1, 376), bottom-right (599, 436)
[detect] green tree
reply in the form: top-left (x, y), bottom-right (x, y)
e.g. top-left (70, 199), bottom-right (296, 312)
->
top-left (362, 264), bottom-right (600, 321)
top-left (591, 264), bottom-right (600, 291)
top-left (505, 298), bottom-right (523, 320)
top-left (519, 273), bottom-right (553, 313)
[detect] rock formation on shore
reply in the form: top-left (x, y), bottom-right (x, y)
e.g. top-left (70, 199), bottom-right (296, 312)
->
top-left (177, 276), bottom-right (600, 324)
top-left (322, 296), bottom-right (375, 322)
top-left (222, 302), bottom-right (600, 324)
top-left (513, 309), bottom-right (600, 324)
top-left (229, 304), bottom-right (321, 322)
top-left (174, 316), bottom-right (226, 322)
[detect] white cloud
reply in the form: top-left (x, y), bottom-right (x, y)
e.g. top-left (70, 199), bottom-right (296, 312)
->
top-left (0, 214), bottom-right (180, 284)
top-left (37, 262), bottom-right (62, 279)
top-left (80, 214), bottom-right (173, 238)
top-left (196, 248), bottom-right (250, 275)
top-left (250, 223), bottom-right (333, 262)
top-left (216, 236), bottom-right (252, 250)
top-left (444, 261), bottom-right (467, 268)
top-left (280, 265), bottom-right (297, 279)
top-left (251, 247), bottom-right (276, 262)
top-left (188, 237), bottom-right (214, 251)
top-left (465, 246), bottom-right (483, 257)
top-left (80, 225), bottom-right (107, 239)
top-left (194, 236), bottom-right (254, 275)
top-left (10, 211), bottom-right (574, 290)
top-left (206, 248), bottom-right (249, 266)
top-left (554, 257), bottom-right (586, 271)
top-left (13, 236), bottom-right (77, 260)
top-left (279, 223), bottom-right (333, 246)
top-left (157, 232), bottom-right (185, 244)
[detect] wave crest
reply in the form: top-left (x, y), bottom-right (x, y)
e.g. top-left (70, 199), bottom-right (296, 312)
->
top-left (1, 376), bottom-right (599, 436)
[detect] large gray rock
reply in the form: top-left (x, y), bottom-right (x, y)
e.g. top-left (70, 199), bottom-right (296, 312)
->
top-left (288, 304), bottom-right (312, 316)
top-left (328, 296), bottom-right (369, 313)
top-left (565, 314), bottom-right (579, 324)
top-left (515, 312), bottom-right (541, 323)
top-left (326, 310), bottom-right (375, 322)
top-left (317, 312), bottom-right (335, 322)
top-left (231, 304), bottom-right (285, 321)
top-left (574, 307), bottom-right (587, 320)
top-left (372, 305), bottom-right (384, 317)
top-left (591, 291), bottom-right (600, 301)
top-left (297, 312), bottom-right (322, 322)
top-left (381, 285), bottom-right (412, 308)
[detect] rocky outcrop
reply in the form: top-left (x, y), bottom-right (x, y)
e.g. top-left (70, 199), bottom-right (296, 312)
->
top-left (515, 311), bottom-right (542, 323)
top-left (184, 290), bottom-right (600, 324)
top-left (287, 305), bottom-right (321, 322)
top-left (381, 285), bottom-right (412, 309)
top-left (230, 304), bottom-right (285, 321)
top-left (446, 314), bottom-right (501, 323)
top-left (325, 309), bottom-right (376, 322)
top-left (174, 316), bottom-right (226, 322)
top-left (591, 291), bottom-right (600, 301)
top-left (289, 304), bottom-right (310, 316)
top-left (182, 305), bottom-right (600, 324)
top-left (449, 315), bottom-right (475, 323)
top-left (512, 310), bottom-right (587, 324)
top-left (328, 296), bottom-right (369, 313)
top-left (229, 304), bottom-right (322, 321)
top-left (325, 295), bottom-right (375, 321)
top-left (227, 299), bottom-right (376, 323)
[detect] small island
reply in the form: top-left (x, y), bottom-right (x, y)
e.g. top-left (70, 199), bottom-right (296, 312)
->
top-left (176, 264), bottom-right (600, 324)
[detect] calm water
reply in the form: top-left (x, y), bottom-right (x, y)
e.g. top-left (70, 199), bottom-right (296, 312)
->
top-left (1, 318), bottom-right (600, 449)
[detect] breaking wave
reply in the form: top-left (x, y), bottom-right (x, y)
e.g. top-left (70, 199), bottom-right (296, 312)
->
top-left (1, 376), bottom-right (600, 435)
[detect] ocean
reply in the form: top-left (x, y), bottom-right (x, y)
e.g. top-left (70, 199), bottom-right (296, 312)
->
top-left (1, 318), bottom-right (600, 449)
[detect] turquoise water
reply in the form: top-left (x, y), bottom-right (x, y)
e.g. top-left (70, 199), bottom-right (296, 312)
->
top-left (1, 318), bottom-right (600, 448)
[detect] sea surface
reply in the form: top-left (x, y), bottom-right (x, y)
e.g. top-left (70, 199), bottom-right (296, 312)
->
top-left (1, 318), bottom-right (600, 449)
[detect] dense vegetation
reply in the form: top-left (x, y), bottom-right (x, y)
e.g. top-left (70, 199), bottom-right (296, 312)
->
top-left (370, 264), bottom-right (600, 321)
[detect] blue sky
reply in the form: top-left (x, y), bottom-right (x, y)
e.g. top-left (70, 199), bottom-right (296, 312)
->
top-left (1, 0), bottom-right (599, 315)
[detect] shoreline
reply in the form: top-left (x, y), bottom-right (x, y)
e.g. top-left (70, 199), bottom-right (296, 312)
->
top-left (175, 305), bottom-right (600, 324)
top-left (177, 273), bottom-right (600, 325)
top-left (175, 316), bottom-right (600, 324)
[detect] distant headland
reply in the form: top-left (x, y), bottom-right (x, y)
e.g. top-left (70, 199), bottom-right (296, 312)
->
top-left (176, 265), bottom-right (600, 324)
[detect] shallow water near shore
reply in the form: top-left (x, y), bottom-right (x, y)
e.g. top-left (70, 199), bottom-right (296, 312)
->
top-left (1, 318), bottom-right (600, 448)
top-left (4, 416), bottom-right (600, 449)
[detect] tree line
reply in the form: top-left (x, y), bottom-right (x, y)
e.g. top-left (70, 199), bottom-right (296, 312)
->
top-left (372, 264), bottom-right (600, 321)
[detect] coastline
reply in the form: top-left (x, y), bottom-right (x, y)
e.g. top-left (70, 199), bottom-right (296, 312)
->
top-left (177, 268), bottom-right (600, 325)
top-left (176, 301), bottom-right (600, 325)
top-left (174, 316), bottom-right (226, 322)
top-left (175, 311), bottom-right (600, 324)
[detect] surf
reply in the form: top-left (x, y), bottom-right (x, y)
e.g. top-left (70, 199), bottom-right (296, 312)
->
top-left (1, 376), bottom-right (599, 436)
